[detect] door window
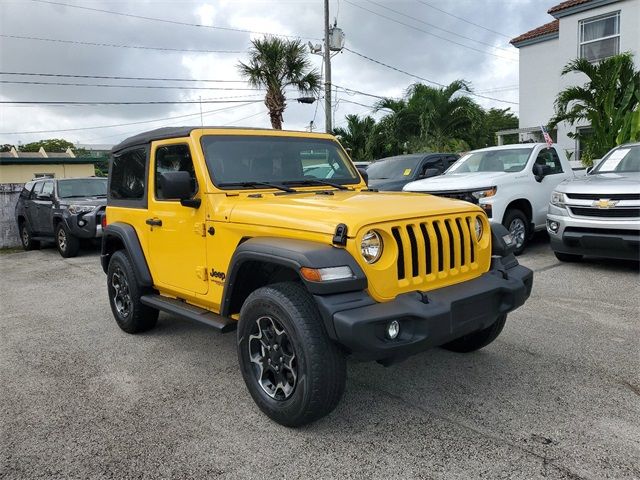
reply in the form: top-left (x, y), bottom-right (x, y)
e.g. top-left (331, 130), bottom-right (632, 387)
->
top-left (154, 144), bottom-right (198, 200)
top-left (41, 181), bottom-right (54, 196)
top-left (533, 148), bottom-right (563, 175)
top-left (109, 147), bottom-right (148, 207)
top-left (30, 182), bottom-right (44, 198)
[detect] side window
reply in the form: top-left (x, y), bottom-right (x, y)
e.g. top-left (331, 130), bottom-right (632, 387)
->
top-left (41, 181), bottom-right (54, 196)
top-left (154, 144), bottom-right (198, 200)
top-left (533, 148), bottom-right (563, 175)
top-left (447, 156), bottom-right (459, 167)
top-left (20, 181), bottom-right (35, 199)
top-left (30, 182), bottom-right (44, 199)
top-left (109, 147), bottom-right (148, 203)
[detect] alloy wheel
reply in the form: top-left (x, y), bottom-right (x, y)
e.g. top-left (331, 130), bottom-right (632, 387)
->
top-left (21, 227), bottom-right (29, 247)
top-left (509, 218), bottom-right (526, 249)
top-left (57, 228), bottom-right (67, 252)
top-left (111, 266), bottom-right (132, 318)
top-left (248, 316), bottom-right (298, 400)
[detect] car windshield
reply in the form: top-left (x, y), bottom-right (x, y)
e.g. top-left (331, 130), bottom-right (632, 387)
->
top-left (366, 156), bottom-right (422, 180)
top-left (201, 135), bottom-right (360, 188)
top-left (57, 178), bottom-right (107, 198)
top-left (446, 148), bottom-right (532, 174)
top-left (592, 145), bottom-right (640, 173)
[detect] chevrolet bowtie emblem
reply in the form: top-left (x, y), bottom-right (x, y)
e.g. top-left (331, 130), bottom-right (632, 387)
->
top-left (593, 198), bottom-right (618, 209)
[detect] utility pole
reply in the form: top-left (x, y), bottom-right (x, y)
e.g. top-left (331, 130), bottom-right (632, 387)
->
top-left (323, 0), bottom-right (332, 133)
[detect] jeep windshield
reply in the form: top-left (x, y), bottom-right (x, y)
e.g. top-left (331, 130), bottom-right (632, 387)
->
top-left (58, 178), bottom-right (107, 198)
top-left (200, 135), bottom-right (360, 189)
top-left (446, 148), bottom-right (532, 174)
top-left (592, 145), bottom-right (640, 173)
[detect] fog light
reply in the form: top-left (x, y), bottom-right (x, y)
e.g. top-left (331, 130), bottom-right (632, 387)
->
top-left (386, 320), bottom-right (400, 340)
top-left (547, 220), bottom-right (559, 234)
top-left (78, 220), bottom-right (86, 227)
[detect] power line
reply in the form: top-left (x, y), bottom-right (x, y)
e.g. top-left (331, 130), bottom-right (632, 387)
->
top-left (0, 34), bottom-right (242, 54)
top-left (0, 80), bottom-right (263, 91)
top-left (343, 0), bottom-right (517, 62)
top-left (415, 0), bottom-right (514, 39)
top-left (343, 47), bottom-right (518, 105)
top-left (0, 71), bottom-right (248, 84)
top-left (0, 103), bottom-right (257, 135)
top-left (1, 100), bottom-right (264, 105)
top-left (31, 0), bottom-right (320, 41)
top-left (364, 0), bottom-right (514, 54)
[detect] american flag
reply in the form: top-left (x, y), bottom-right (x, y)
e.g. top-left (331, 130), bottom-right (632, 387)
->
top-left (540, 125), bottom-right (554, 148)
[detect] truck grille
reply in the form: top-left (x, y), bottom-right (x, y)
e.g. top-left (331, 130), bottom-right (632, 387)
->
top-left (390, 215), bottom-right (480, 282)
top-left (570, 207), bottom-right (640, 218)
top-left (566, 193), bottom-right (640, 201)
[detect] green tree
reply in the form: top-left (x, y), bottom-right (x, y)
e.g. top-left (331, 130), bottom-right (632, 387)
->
top-left (0, 144), bottom-right (15, 152)
top-left (238, 36), bottom-right (321, 129)
top-left (549, 52), bottom-right (640, 166)
top-left (333, 114), bottom-right (376, 161)
top-left (19, 138), bottom-right (78, 153)
top-left (469, 108), bottom-right (519, 148)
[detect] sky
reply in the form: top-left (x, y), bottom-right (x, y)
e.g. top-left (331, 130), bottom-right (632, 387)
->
top-left (0, 0), bottom-right (561, 147)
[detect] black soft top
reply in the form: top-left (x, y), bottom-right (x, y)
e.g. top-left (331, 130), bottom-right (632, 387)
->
top-left (111, 126), bottom-right (275, 154)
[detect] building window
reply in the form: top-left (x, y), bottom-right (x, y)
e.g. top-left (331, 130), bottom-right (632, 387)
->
top-left (579, 11), bottom-right (620, 62)
top-left (34, 173), bottom-right (54, 178)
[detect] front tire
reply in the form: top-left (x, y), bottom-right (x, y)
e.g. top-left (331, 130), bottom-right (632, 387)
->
top-left (107, 250), bottom-right (158, 333)
top-left (237, 282), bottom-right (346, 427)
top-left (55, 222), bottom-right (80, 258)
top-left (554, 251), bottom-right (582, 262)
top-left (503, 209), bottom-right (529, 255)
top-left (441, 315), bottom-right (507, 353)
top-left (19, 222), bottom-right (40, 251)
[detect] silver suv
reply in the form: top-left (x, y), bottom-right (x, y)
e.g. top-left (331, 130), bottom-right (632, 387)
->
top-left (547, 143), bottom-right (639, 262)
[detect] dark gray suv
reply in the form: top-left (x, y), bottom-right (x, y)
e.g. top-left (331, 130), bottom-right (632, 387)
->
top-left (15, 177), bottom-right (107, 257)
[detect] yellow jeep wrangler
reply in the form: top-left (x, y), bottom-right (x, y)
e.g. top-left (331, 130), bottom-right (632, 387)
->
top-left (101, 127), bottom-right (533, 427)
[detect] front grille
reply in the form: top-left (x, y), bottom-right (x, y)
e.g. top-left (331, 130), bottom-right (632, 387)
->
top-left (566, 193), bottom-right (640, 200)
top-left (570, 207), bottom-right (640, 218)
top-left (390, 215), bottom-right (479, 282)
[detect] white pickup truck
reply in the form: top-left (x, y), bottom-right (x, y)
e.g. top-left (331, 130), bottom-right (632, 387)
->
top-left (403, 143), bottom-right (576, 254)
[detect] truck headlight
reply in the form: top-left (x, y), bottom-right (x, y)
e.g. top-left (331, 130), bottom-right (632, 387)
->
top-left (474, 217), bottom-right (484, 241)
top-left (361, 230), bottom-right (383, 264)
top-left (471, 187), bottom-right (497, 200)
top-left (550, 191), bottom-right (565, 207)
top-left (68, 205), bottom-right (96, 214)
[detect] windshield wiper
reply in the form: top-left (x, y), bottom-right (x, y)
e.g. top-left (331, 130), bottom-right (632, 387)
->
top-left (61, 195), bottom-right (93, 198)
top-left (218, 181), bottom-right (296, 193)
top-left (284, 179), bottom-right (351, 190)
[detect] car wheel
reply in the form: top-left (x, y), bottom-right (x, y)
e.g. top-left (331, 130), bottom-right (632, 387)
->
top-left (554, 251), bottom-right (582, 262)
top-left (107, 250), bottom-right (158, 334)
top-left (502, 209), bottom-right (529, 255)
top-left (55, 222), bottom-right (80, 258)
top-left (19, 222), bottom-right (40, 251)
top-left (237, 282), bottom-right (346, 427)
top-left (441, 315), bottom-right (507, 353)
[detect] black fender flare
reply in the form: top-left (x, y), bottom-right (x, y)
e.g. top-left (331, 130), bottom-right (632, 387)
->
top-left (100, 222), bottom-right (153, 287)
top-left (221, 237), bottom-right (367, 318)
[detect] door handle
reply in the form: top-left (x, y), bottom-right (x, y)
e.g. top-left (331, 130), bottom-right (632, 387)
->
top-left (145, 218), bottom-right (162, 227)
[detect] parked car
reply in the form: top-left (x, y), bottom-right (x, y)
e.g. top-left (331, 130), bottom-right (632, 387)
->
top-left (101, 126), bottom-right (532, 427)
top-left (547, 142), bottom-right (640, 262)
top-left (15, 177), bottom-right (107, 257)
top-left (403, 144), bottom-right (576, 254)
top-left (367, 153), bottom-right (459, 191)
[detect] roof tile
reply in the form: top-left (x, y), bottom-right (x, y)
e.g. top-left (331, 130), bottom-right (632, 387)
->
top-left (510, 20), bottom-right (559, 45)
top-left (548, 0), bottom-right (591, 14)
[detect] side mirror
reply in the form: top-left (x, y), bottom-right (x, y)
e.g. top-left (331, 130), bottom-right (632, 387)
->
top-left (421, 168), bottom-right (440, 179)
top-left (37, 193), bottom-right (52, 201)
top-left (158, 171), bottom-right (200, 208)
top-left (357, 167), bottom-right (368, 186)
top-left (533, 164), bottom-right (548, 182)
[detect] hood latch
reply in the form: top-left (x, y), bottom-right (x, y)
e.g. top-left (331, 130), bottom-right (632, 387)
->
top-left (333, 223), bottom-right (348, 246)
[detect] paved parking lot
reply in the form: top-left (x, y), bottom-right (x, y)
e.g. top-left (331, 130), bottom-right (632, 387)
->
top-left (1, 237), bottom-right (638, 480)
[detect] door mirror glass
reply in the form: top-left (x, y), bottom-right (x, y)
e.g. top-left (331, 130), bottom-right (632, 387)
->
top-left (533, 163), bottom-right (552, 182)
top-left (36, 193), bottom-right (52, 201)
top-left (158, 171), bottom-right (194, 200)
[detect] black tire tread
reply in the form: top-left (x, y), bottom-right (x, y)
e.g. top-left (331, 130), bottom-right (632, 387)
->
top-left (56, 222), bottom-right (80, 258)
top-left (19, 222), bottom-right (40, 251)
top-left (502, 208), bottom-right (529, 256)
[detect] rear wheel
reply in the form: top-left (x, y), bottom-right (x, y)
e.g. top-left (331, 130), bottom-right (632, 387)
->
top-left (19, 222), bottom-right (40, 251)
top-left (107, 250), bottom-right (158, 333)
top-left (55, 222), bottom-right (80, 258)
top-left (441, 315), bottom-right (507, 353)
top-left (237, 282), bottom-right (346, 427)
top-left (554, 251), bottom-right (582, 262)
top-left (503, 209), bottom-right (529, 255)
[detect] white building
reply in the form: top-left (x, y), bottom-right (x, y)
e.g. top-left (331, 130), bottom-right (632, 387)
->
top-left (506, 0), bottom-right (639, 162)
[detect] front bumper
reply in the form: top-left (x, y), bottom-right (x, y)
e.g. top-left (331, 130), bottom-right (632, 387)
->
top-left (547, 206), bottom-right (640, 260)
top-left (315, 256), bottom-right (533, 362)
top-left (64, 207), bottom-right (105, 239)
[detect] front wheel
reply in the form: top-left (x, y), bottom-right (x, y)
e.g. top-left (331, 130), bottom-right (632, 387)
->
top-left (55, 222), bottom-right (80, 258)
top-left (237, 282), bottom-right (346, 427)
top-left (441, 315), bottom-right (507, 353)
top-left (502, 209), bottom-right (529, 255)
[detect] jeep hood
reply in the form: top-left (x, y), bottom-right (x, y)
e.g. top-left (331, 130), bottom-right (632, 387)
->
top-left (404, 172), bottom-right (514, 192)
top-left (226, 190), bottom-right (480, 236)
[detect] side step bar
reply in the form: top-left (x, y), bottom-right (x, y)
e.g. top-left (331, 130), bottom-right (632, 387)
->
top-left (140, 294), bottom-right (237, 333)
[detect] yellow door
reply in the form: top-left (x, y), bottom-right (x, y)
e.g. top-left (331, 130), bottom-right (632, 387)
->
top-left (147, 141), bottom-right (208, 295)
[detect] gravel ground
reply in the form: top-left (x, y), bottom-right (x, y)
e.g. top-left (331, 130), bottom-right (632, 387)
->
top-left (1, 237), bottom-right (639, 480)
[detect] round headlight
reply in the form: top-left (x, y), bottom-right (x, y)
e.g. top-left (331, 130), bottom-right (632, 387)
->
top-left (361, 230), bottom-right (383, 263)
top-left (474, 217), bottom-right (484, 241)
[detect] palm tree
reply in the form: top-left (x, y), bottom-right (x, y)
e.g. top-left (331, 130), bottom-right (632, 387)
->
top-left (333, 114), bottom-right (376, 161)
top-left (549, 52), bottom-right (640, 165)
top-left (238, 36), bottom-right (321, 129)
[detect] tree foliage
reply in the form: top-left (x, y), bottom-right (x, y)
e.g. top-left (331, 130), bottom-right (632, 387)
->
top-left (19, 138), bottom-right (78, 153)
top-left (549, 52), bottom-right (640, 166)
top-left (238, 36), bottom-right (321, 130)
